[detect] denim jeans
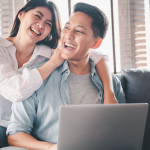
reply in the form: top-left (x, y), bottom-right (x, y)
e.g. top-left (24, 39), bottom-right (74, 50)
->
top-left (0, 126), bottom-right (9, 148)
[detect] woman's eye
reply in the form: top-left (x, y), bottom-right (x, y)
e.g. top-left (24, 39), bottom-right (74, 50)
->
top-left (46, 23), bottom-right (51, 27)
top-left (65, 26), bottom-right (69, 30)
top-left (35, 15), bottom-right (41, 19)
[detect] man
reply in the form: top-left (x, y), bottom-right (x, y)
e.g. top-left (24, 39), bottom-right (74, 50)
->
top-left (7, 3), bottom-right (125, 150)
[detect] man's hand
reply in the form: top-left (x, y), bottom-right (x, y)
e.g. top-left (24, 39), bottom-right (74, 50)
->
top-left (8, 133), bottom-right (57, 150)
top-left (47, 144), bottom-right (57, 150)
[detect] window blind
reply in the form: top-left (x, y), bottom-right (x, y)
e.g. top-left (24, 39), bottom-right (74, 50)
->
top-left (118, 0), bottom-right (147, 70)
top-left (0, 0), bottom-right (25, 38)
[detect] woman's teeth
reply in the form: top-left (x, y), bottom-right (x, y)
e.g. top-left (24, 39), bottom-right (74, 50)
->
top-left (30, 28), bottom-right (41, 36)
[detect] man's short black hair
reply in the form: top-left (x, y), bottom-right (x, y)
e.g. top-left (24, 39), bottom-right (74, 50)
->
top-left (73, 2), bottom-right (109, 39)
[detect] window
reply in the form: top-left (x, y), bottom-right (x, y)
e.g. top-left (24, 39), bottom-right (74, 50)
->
top-left (51, 0), bottom-right (69, 28)
top-left (0, 0), bottom-right (149, 73)
top-left (70, 0), bottom-right (150, 73)
top-left (117, 0), bottom-right (149, 71)
top-left (0, 0), bottom-right (25, 38)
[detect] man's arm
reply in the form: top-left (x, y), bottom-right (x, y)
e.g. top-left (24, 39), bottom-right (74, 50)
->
top-left (8, 133), bottom-right (56, 150)
top-left (6, 92), bottom-right (57, 150)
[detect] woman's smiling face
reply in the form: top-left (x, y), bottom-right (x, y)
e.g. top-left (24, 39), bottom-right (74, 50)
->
top-left (18, 7), bottom-right (53, 44)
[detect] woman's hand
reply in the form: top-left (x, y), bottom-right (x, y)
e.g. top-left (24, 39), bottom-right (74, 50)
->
top-left (50, 47), bottom-right (65, 68)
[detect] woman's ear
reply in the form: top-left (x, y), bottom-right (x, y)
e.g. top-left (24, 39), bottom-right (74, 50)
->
top-left (18, 11), bottom-right (25, 21)
top-left (91, 37), bottom-right (102, 49)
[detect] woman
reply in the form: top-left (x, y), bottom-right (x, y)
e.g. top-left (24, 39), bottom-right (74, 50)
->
top-left (0, 0), bottom-right (116, 148)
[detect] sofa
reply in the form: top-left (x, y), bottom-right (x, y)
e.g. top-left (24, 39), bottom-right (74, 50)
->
top-left (116, 69), bottom-right (150, 150)
top-left (1, 69), bottom-right (150, 150)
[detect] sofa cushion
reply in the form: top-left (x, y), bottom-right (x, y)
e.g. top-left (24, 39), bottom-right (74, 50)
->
top-left (123, 69), bottom-right (150, 103)
top-left (122, 69), bottom-right (150, 150)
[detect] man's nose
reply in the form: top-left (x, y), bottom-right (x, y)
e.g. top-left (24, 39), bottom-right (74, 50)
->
top-left (66, 30), bottom-right (74, 40)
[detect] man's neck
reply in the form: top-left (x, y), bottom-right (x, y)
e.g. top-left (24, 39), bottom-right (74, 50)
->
top-left (68, 58), bottom-right (91, 75)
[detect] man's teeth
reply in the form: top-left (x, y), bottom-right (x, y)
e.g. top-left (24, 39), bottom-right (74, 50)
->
top-left (31, 28), bottom-right (41, 35)
top-left (65, 43), bottom-right (76, 48)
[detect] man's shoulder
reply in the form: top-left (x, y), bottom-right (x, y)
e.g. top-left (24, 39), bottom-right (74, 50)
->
top-left (28, 59), bottom-right (49, 70)
top-left (29, 60), bottom-right (68, 94)
top-left (36, 63), bottom-right (63, 88)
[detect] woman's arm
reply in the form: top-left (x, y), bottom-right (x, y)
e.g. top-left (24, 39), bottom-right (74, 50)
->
top-left (89, 50), bottom-right (118, 104)
top-left (8, 133), bottom-right (57, 150)
top-left (96, 57), bottom-right (118, 104)
top-left (0, 47), bottom-right (64, 102)
top-left (38, 47), bottom-right (64, 81)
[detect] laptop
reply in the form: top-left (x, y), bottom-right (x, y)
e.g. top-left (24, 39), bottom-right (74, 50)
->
top-left (57, 103), bottom-right (148, 150)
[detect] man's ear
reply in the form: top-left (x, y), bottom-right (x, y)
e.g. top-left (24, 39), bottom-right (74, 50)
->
top-left (18, 11), bottom-right (25, 21)
top-left (91, 37), bottom-right (102, 49)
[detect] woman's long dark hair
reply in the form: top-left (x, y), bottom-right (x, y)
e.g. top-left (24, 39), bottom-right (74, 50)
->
top-left (10, 0), bottom-right (61, 49)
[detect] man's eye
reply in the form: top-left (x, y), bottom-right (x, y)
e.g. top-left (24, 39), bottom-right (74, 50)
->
top-left (35, 15), bottom-right (41, 19)
top-left (76, 30), bottom-right (84, 34)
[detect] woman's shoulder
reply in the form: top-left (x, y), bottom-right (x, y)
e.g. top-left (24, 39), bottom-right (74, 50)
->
top-left (35, 44), bottom-right (55, 57)
top-left (0, 37), bottom-right (15, 57)
top-left (36, 44), bottom-right (54, 51)
top-left (0, 37), bottom-right (13, 48)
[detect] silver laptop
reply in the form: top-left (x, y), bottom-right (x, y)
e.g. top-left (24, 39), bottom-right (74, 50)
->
top-left (57, 103), bottom-right (148, 150)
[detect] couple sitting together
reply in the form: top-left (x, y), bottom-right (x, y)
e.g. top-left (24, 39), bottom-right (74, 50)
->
top-left (0, 0), bottom-right (125, 150)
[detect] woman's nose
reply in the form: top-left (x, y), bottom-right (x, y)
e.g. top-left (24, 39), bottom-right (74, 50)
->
top-left (37, 22), bottom-right (44, 29)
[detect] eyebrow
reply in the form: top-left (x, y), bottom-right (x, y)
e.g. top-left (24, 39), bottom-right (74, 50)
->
top-left (36, 11), bottom-right (52, 23)
top-left (66, 22), bottom-right (87, 31)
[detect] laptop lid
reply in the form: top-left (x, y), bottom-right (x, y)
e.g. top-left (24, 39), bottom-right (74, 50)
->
top-left (57, 103), bottom-right (148, 150)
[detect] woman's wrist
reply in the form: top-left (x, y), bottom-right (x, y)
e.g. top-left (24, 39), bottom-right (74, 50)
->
top-left (47, 59), bottom-right (60, 69)
top-left (38, 60), bottom-right (58, 82)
